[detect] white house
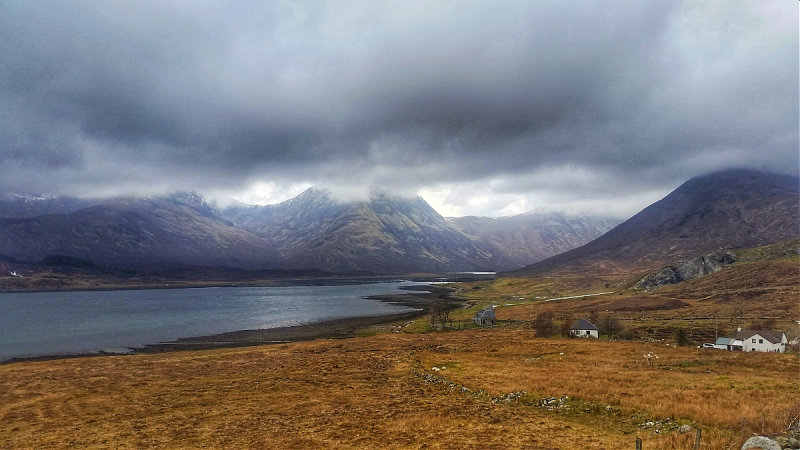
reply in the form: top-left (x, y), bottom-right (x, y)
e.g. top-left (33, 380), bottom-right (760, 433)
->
top-left (569, 318), bottom-right (599, 339)
top-left (733, 329), bottom-right (787, 353)
top-left (474, 309), bottom-right (496, 327)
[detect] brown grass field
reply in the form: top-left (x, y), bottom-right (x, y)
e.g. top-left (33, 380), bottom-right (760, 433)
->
top-left (2, 327), bottom-right (798, 449)
top-left (2, 243), bottom-right (798, 449)
top-left (452, 247), bottom-right (800, 346)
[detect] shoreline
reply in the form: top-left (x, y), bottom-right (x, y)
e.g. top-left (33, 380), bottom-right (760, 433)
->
top-left (0, 272), bottom-right (493, 294)
top-left (0, 275), bottom-right (414, 295)
top-left (1, 285), bottom-right (463, 365)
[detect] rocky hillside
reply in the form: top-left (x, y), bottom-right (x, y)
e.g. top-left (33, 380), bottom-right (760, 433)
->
top-left (223, 189), bottom-right (618, 273)
top-left (634, 249), bottom-right (737, 291)
top-left (0, 193), bottom-right (279, 270)
top-left (512, 169), bottom-right (800, 276)
top-left (0, 188), bottom-right (617, 275)
top-left (449, 212), bottom-right (618, 269)
top-left (223, 188), bottom-right (497, 273)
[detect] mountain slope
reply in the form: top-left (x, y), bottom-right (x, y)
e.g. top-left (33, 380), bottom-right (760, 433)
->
top-left (0, 194), bottom-right (96, 219)
top-left (511, 169), bottom-right (800, 276)
top-left (450, 212), bottom-right (618, 269)
top-left (0, 188), bottom-right (620, 275)
top-left (0, 193), bottom-right (279, 270)
top-left (224, 188), bottom-right (618, 273)
top-left (223, 188), bottom-right (497, 273)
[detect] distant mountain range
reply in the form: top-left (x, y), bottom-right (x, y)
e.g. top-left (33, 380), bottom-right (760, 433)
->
top-left (220, 188), bottom-right (617, 273)
top-left (449, 213), bottom-right (619, 270)
top-left (0, 188), bottom-right (616, 274)
top-left (0, 193), bottom-right (278, 270)
top-left (221, 188), bottom-right (494, 273)
top-left (1, 169), bottom-right (795, 276)
top-left (511, 169), bottom-right (800, 277)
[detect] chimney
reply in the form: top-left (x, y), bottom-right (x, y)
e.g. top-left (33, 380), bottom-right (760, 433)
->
top-left (737, 327), bottom-right (742, 332)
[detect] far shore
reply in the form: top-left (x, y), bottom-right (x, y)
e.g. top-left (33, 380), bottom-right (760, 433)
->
top-left (0, 271), bottom-right (495, 294)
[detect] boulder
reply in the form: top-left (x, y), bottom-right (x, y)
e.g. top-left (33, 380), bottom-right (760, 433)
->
top-left (741, 436), bottom-right (781, 450)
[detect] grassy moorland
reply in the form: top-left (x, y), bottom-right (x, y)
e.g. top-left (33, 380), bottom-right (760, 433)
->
top-left (454, 240), bottom-right (800, 345)
top-left (1, 241), bottom-right (798, 449)
top-left (1, 329), bottom-right (798, 449)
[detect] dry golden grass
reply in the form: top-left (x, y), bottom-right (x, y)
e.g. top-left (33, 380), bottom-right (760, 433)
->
top-left (414, 329), bottom-right (800, 448)
top-left (1, 333), bottom-right (629, 449)
top-left (2, 327), bottom-right (797, 449)
top-left (455, 254), bottom-right (799, 346)
top-left (2, 245), bottom-right (797, 448)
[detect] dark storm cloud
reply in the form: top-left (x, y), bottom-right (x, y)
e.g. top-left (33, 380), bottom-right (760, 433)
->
top-left (0, 1), bottom-right (796, 215)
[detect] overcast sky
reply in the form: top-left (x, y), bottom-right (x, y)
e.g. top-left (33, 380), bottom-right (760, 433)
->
top-left (1, 1), bottom-right (797, 218)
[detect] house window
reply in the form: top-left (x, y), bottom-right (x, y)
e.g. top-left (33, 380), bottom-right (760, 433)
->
top-left (758, 339), bottom-right (763, 344)
top-left (751, 339), bottom-right (756, 343)
top-left (586, 330), bottom-right (590, 335)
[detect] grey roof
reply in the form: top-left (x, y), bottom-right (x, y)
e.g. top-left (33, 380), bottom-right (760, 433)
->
top-left (475, 309), bottom-right (496, 319)
top-left (715, 337), bottom-right (734, 346)
top-left (734, 329), bottom-right (785, 344)
top-left (570, 318), bottom-right (598, 331)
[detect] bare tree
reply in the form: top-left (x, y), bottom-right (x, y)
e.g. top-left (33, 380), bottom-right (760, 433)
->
top-left (533, 311), bottom-right (556, 338)
top-left (560, 313), bottom-right (574, 338)
top-left (675, 328), bottom-right (690, 346)
top-left (429, 304), bottom-right (451, 331)
top-left (600, 314), bottom-right (622, 339)
top-left (730, 304), bottom-right (745, 330)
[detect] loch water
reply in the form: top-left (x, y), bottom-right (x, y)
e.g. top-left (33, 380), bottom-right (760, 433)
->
top-left (0, 281), bottom-right (421, 361)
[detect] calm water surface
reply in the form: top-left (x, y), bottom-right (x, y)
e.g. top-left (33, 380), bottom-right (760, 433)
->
top-left (0, 282), bottom-right (421, 361)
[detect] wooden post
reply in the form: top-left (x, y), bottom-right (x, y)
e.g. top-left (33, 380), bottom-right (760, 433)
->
top-left (693, 428), bottom-right (702, 450)
top-left (635, 437), bottom-right (642, 450)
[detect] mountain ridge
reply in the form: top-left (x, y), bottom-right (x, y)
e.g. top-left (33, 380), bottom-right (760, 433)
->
top-left (0, 194), bottom-right (280, 270)
top-left (449, 212), bottom-right (619, 270)
top-left (3, 168), bottom-right (792, 277)
top-left (0, 188), bottom-right (614, 274)
top-left (510, 169), bottom-right (800, 277)
top-left (221, 187), bottom-right (617, 273)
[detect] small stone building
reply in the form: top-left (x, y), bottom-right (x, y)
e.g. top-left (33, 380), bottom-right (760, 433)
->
top-left (569, 318), bottom-right (599, 339)
top-left (473, 308), bottom-right (496, 327)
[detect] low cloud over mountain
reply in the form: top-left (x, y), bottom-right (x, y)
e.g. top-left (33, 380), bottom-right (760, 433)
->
top-left (512, 169), bottom-right (800, 276)
top-left (1, 2), bottom-right (796, 218)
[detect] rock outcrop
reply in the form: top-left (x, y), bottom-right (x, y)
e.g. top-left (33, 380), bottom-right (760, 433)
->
top-left (635, 249), bottom-right (737, 291)
top-left (741, 436), bottom-right (781, 450)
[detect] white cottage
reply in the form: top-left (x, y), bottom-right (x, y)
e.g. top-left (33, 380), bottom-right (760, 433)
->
top-left (733, 329), bottom-right (787, 353)
top-left (569, 318), bottom-right (599, 339)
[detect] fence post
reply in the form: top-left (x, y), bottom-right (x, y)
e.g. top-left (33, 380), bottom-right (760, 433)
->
top-left (635, 437), bottom-right (642, 450)
top-left (693, 428), bottom-right (702, 450)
